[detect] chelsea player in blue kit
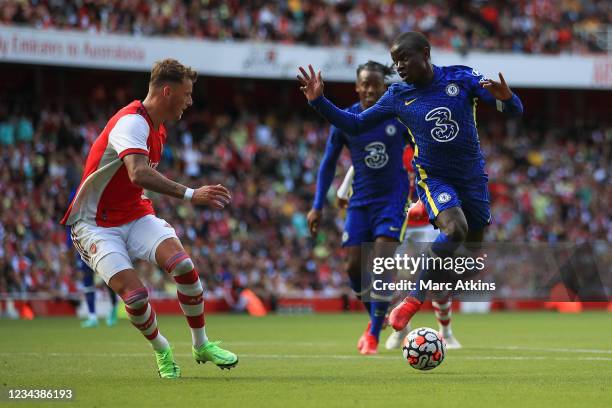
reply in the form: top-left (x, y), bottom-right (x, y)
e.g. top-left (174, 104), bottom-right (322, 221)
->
top-left (298, 32), bottom-right (523, 332)
top-left (307, 61), bottom-right (409, 355)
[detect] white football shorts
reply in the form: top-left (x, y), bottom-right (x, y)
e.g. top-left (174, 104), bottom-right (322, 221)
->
top-left (70, 215), bottom-right (178, 284)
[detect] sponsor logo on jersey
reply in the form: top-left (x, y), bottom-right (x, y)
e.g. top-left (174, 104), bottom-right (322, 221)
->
top-left (445, 83), bottom-right (459, 96)
top-left (364, 142), bottom-right (389, 169)
top-left (425, 107), bottom-right (460, 143)
top-left (437, 193), bottom-right (452, 204)
top-left (90, 243), bottom-right (97, 254)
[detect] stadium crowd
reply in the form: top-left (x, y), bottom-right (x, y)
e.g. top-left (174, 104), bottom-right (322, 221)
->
top-left (0, 88), bottom-right (609, 301)
top-left (1, 0), bottom-right (609, 54)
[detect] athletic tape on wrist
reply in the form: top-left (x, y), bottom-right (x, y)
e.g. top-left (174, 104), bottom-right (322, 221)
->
top-left (183, 188), bottom-right (195, 201)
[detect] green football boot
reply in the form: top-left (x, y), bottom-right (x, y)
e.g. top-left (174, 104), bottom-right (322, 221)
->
top-left (155, 347), bottom-right (181, 379)
top-left (193, 341), bottom-right (238, 370)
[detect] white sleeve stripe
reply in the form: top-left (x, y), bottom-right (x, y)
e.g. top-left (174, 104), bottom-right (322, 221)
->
top-left (109, 114), bottom-right (150, 156)
top-left (496, 100), bottom-right (504, 112)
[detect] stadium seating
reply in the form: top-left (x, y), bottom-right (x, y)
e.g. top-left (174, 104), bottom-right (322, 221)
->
top-left (0, 88), bottom-right (608, 300)
top-left (1, 0), bottom-right (608, 53)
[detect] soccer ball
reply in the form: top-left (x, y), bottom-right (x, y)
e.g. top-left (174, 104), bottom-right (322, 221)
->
top-left (402, 327), bottom-right (446, 370)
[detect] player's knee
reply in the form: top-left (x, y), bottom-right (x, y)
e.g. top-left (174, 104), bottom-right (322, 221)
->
top-left (121, 286), bottom-right (149, 309)
top-left (108, 269), bottom-right (143, 298)
top-left (444, 219), bottom-right (468, 243)
top-left (164, 251), bottom-right (194, 276)
top-left (173, 258), bottom-right (195, 276)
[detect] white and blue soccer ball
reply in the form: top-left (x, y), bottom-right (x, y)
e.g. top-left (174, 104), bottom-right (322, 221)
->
top-left (402, 327), bottom-right (447, 370)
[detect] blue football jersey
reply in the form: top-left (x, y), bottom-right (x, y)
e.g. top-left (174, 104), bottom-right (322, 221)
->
top-left (310, 65), bottom-right (523, 183)
top-left (313, 102), bottom-right (409, 209)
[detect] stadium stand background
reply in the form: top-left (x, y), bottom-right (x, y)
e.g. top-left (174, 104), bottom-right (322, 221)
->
top-left (0, 1), bottom-right (610, 314)
top-left (1, 0), bottom-right (609, 53)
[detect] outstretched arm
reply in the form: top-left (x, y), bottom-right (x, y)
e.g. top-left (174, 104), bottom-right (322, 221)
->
top-left (298, 64), bottom-right (396, 134)
top-left (313, 128), bottom-right (344, 211)
top-left (307, 128), bottom-right (344, 237)
top-left (123, 154), bottom-right (231, 209)
top-left (109, 114), bottom-right (232, 209)
top-left (474, 72), bottom-right (523, 116)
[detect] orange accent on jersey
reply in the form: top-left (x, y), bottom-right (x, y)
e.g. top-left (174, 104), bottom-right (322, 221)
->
top-left (403, 145), bottom-right (415, 173)
top-left (406, 200), bottom-right (430, 227)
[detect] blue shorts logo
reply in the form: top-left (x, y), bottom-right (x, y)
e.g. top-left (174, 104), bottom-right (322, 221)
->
top-left (437, 192), bottom-right (452, 204)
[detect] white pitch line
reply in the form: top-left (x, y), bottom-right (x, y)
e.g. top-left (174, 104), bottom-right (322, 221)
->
top-left (108, 341), bottom-right (612, 355)
top-left (107, 341), bottom-right (340, 347)
top-left (489, 346), bottom-right (612, 355)
top-left (242, 354), bottom-right (612, 362)
top-left (1, 352), bottom-right (611, 362)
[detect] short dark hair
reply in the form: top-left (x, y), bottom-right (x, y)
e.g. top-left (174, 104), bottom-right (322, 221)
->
top-left (149, 59), bottom-right (198, 87)
top-left (356, 60), bottom-right (394, 81)
top-left (391, 32), bottom-right (430, 52)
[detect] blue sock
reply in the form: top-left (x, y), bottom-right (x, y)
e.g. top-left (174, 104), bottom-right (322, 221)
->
top-left (409, 232), bottom-right (461, 303)
top-left (369, 301), bottom-right (389, 341)
top-left (106, 285), bottom-right (118, 306)
top-left (82, 268), bottom-right (96, 316)
top-left (85, 290), bottom-right (95, 315)
top-left (349, 274), bottom-right (372, 317)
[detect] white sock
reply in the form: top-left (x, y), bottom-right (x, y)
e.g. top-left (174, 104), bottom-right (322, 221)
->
top-left (151, 333), bottom-right (170, 352)
top-left (432, 299), bottom-right (453, 338)
top-left (192, 328), bottom-right (209, 349)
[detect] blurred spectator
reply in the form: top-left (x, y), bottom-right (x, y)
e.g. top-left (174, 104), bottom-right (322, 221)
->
top-left (0, 0), bottom-right (609, 54)
top-left (0, 86), bottom-right (609, 301)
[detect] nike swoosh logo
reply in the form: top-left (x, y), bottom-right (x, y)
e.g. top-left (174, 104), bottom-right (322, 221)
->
top-left (390, 227), bottom-right (399, 231)
top-left (405, 98), bottom-right (417, 106)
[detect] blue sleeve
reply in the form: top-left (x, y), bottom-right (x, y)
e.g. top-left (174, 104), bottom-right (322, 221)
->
top-left (309, 87), bottom-right (397, 135)
top-left (313, 126), bottom-right (344, 210)
top-left (465, 68), bottom-right (524, 116)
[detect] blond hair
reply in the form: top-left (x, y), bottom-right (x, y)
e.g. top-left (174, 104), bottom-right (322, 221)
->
top-left (149, 59), bottom-right (197, 87)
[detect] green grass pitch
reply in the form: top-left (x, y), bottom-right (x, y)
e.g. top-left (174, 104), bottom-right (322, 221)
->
top-left (1, 312), bottom-right (611, 408)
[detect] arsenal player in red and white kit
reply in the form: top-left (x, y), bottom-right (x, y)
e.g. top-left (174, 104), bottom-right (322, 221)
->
top-left (62, 59), bottom-right (238, 378)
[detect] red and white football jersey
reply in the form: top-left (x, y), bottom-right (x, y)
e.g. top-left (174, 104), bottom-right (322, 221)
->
top-left (61, 101), bottom-right (166, 227)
